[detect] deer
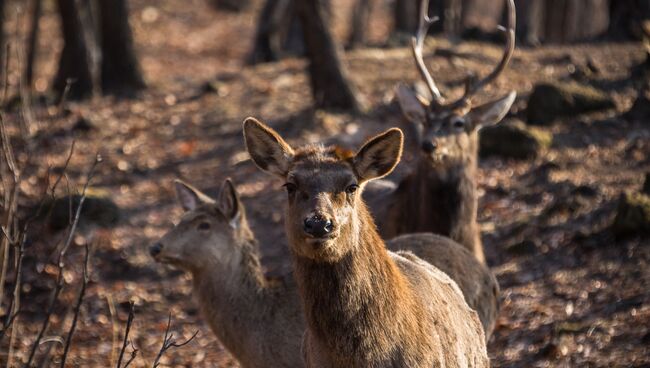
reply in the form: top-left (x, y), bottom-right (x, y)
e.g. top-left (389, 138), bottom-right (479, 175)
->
top-left (151, 178), bottom-right (497, 367)
top-left (244, 117), bottom-right (489, 368)
top-left (149, 178), bottom-right (306, 368)
top-left (365, 0), bottom-right (517, 265)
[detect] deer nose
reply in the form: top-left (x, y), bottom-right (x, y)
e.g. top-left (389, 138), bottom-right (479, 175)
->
top-left (149, 243), bottom-right (163, 257)
top-left (303, 215), bottom-right (334, 238)
top-left (421, 140), bottom-right (437, 153)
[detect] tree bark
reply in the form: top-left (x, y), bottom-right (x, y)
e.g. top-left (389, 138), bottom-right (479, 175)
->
top-left (347, 0), bottom-right (373, 49)
top-left (98, 0), bottom-right (145, 96)
top-left (608, 0), bottom-right (650, 40)
top-left (53, 0), bottom-right (93, 100)
top-left (248, 0), bottom-right (305, 64)
top-left (0, 0), bottom-right (5, 85)
top-left (209, 0), bottom-right (252, 12)
top-left (296, 0), bottom-right (362, 111)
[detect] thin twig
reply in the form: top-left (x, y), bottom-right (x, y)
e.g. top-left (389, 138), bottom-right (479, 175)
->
top-left (152, 314), bottom-right (199, 368)
top-left (24, 154), bottom-right (102, 367)
top-left (116, 301), bottom-right (137, 368)
top-left (57, 78), bottom-right (73, 116)
top-left (59, 242), bottom-right (90, 367)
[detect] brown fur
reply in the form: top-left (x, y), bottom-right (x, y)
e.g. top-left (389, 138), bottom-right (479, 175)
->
top-left (151, 180), bottom-right (305, 368)
top-left (387, 233), bottom-right (499, 339)
top-left (244, 117), bottom-right (488, 368)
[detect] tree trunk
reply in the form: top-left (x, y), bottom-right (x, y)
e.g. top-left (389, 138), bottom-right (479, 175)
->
top-left (0, 0), bottom-right (6, 88)
top-left (296, 0), bottom-right (362, 111)
top-left (247, 0), bottom-right (305, 64)
top-left (53, 0), bottom-right (93, 100)
top-left (25, 0), bottom-right (42, 90)
top-left (608, 0), bottom-right (650, 40)
top-left (98, 0), bottom-right (145, 96)
top-left (514, 0), bottom-right (609, 44)
top-left (209, 0), bottom-right (252, 12)
top-left (346, 0), bottom-right (373, 49)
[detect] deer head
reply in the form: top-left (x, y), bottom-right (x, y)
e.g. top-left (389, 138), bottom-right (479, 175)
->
top-left (396, 0), bottom-right (517, 167)
top-left (150, 179), bottom-right (248, 272)
top-left (244, 117), bottom-right (403, 262)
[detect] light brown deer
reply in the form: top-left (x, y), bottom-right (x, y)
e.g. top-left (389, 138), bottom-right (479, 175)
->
top-left (244, 117), bottom-right (488, 368)
top-left (150, 179), bottom-right (305, 368)
top-left (366, 0), bottom-right (517, 265)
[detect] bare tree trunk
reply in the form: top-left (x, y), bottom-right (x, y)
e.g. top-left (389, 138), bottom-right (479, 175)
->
top-left (609, 0), bottom-right (650, 40)
top-left (248, 0), bottom-right (304, 64)
top-left (346, 0), bottom-right (373, 49)
top-left (394, 0), bottom-right (419, 34)
top-left (296, 0), bottom-right (362, 111)
top-left (53, 0), bottom-right (93, 100)
top-left (0, 0), bottom-right (6, 86)
top-left (209, 0), bottom-right (252, 12)
top-left (98, 0), bottom-right (145, 97)
top-left (25, 0), bottom-right (41, 90)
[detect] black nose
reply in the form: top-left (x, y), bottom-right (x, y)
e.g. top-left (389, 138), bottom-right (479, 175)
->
top-left (150, 243), bottom-right (163, 257)
top-left (303, 215), bottom-right (334, 238)
top-left (421, 141), bottom-right (437, 153)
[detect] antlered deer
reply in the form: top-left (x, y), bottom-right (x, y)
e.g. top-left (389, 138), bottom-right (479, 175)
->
top-left (150, 179), bottom-right (305, 368)
top-left (244, 117), bottom-right (488, 368)
top-left (367, 0), bottom-right (517, 264)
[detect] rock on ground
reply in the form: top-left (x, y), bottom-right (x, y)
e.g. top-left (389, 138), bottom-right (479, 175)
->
top-left (526, 82), bottom-right (616, 125)
top-left (612, 191), bottom-right (650, 235)
top-left (480, 119), bottom-right (553, 159)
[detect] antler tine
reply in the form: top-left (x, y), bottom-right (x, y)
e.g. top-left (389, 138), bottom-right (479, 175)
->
top-left (411, 0), bottom-right (443, 106)
top-left (454, 0), bottom-right (516, 106)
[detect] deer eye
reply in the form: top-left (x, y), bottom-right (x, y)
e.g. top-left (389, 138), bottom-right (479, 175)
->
top-left (197, 222), bottom-right (211, 231)
top-left (283, 183), bottom-right (297, 195)
top-left (346, 184), bottom-right (359, 194)
top-left (451, 118), bottom-right (465, 129)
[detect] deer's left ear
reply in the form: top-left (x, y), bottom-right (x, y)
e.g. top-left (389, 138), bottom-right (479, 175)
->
top-left (466, 91), bottom-right (516, 130)
top-left (353, 128), bottom-right (404, 182)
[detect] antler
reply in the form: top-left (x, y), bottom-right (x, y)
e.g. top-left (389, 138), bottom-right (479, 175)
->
top-left (411, 0), bottom-right (443, 107)
top-left (410, 0), bottom-right (516, 110)
top-left (450, 0), bottom-right (516, 108)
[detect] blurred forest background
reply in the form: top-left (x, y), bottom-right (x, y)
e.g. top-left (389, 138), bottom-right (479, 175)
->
top-left (0, 0), bottom-right (649, 366)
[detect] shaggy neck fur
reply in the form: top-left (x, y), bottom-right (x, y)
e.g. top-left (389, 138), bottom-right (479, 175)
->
top-left (390, 134), bottom-right (484, 263)
top-left (293, 203), bottom-right (429, 367)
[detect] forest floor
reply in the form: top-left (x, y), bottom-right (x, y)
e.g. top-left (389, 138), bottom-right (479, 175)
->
top-left (1, 0), bottom-right (649, 367)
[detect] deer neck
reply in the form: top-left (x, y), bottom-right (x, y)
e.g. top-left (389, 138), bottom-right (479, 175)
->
top-left (192, 237), bottom-right (269, 363)
top-left (293, 203), bottom-right (417, 365)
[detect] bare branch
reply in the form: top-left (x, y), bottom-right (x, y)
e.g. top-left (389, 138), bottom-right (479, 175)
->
top-left (116, 301), bottom-right (137, 368)
top-left (25, 154), bottom-right (102, 367)
top-left (59, 243), bottom-right (91, 367)
top-left (152, 314), bottom-right (199, 368)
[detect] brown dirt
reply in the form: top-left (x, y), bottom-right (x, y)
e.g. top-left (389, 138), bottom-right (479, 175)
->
top-left (1, 0), bottom-right (648, 367)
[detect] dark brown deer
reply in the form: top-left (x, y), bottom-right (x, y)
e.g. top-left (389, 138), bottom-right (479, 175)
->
top-left (366, 0), bottom-right (517, 264)
top-left (244, 117), bottom-right (488, 368)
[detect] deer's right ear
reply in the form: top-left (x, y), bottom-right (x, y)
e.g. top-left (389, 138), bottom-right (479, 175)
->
top-left (353, 128), bottom-right (404, 182)
top-left (395, 84), bottom-right (427, 124)
top-left (174, 180), bottom-right (214, 212)
top-left (218, 179), bottom-right (242, 228)
top-left (243, 117), bottom-right (294, 177)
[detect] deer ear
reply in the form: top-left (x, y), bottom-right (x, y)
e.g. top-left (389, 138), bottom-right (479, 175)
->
top-left (466, 91), bottom-right (516, 130)
top-left (243, 117), bottom-right (294, 177)
top-left (217, 178), bottom-right (241, 226)
top-left (395, 84), bottom-right (428, 125)
top-left (174, 180), bottom-right (215, 212)
top-left (353, 128), bottom-right (404, 182)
